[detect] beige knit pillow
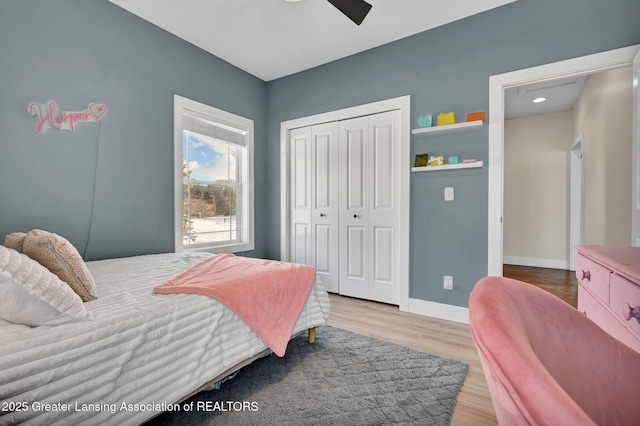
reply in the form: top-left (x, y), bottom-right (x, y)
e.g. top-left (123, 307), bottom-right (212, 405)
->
top-left (4, 232), bottom-right (27, 253)
top-left (22, 229), bottom-right (98, 302)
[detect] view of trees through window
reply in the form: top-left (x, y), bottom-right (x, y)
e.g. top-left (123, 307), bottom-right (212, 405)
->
top-left (182, 130), bottom-right (239, 246)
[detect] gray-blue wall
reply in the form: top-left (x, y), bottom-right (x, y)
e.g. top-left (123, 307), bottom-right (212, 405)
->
top-left (1, 0), bottom-right (639, 309)
top-left (0, 0), bottom-right (268, 260)
top-left (265, 0), bottom-right (640, 307)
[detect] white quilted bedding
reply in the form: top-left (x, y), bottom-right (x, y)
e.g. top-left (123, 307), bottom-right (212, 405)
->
top-left (0, 252), bottom-right (330, 426)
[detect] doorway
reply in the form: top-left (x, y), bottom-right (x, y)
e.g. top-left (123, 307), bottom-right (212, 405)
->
top-left (488, 45), bottom-right (640, 276)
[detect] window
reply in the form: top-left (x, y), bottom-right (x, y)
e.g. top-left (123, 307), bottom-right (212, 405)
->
top-left (174, 95), bottom-right (254, 253)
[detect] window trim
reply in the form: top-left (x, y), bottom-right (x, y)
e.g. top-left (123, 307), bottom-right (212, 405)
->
top-left (174, 95), bottom-right (254, 253)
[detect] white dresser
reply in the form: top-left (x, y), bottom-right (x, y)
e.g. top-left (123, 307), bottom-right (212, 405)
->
top-left (576, 245), bottom-right (640, 352)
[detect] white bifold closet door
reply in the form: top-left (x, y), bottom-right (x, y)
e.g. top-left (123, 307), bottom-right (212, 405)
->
top-left (338, 111), bottom-right (399, 304)
top-left (289, 122), bottom-right (340, 293)
top-left (288, 110), bottom-right (400, 305)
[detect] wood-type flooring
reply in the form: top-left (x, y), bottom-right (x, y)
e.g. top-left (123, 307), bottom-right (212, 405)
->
top-left (326, 265), bottom-right (578, 425)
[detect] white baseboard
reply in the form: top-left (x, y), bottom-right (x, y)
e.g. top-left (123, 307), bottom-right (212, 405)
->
top-left (408, 298), bottom-right (469, 324)
top-left (503, 256), bottom-right (569, 270)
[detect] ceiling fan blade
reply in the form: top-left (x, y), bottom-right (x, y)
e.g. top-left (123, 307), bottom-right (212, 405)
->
top-left (326, 0), bottom-right (372, 25)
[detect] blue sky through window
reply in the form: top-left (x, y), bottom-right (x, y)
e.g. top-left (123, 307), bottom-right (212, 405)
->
top-left (183, 131), bottom-right (237, 182)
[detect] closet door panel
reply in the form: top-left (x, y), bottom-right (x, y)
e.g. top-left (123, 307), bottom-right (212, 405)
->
top-left (345, 126), bottom-right (366, 210)
top-left (373, 226), bottom-right (393, 283)
top-left (346, 226), bottom-right (366, 279)
top-left (339, 116), bottom-right (369, 299)
top-left (294, 149), bottom-right (308, 208)
top-left (366, 111), bottom-right (400, 304)
top-left (292, 223), bottom-right (310, 265)
top-left (289, 127), bottom-right (312, 266)
top-left (372, 120), bottom-right (394, 210)
top-left (311, 122), bottom-right (340, 293)
top-left (314, 224), bottom-right (331, 272)
top-left (314, 131), bottom-right (332, 210)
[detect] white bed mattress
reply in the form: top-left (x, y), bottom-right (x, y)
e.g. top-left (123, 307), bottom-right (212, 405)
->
top-left (0, 252), bottom-right (330, 426)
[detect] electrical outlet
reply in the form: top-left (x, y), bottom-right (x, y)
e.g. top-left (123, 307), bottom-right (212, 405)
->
top-left (444, 275), bottom-right (453, 290)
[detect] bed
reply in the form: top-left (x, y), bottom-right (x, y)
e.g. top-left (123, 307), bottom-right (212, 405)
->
top-left (0, 250), bottom-right (330, 426)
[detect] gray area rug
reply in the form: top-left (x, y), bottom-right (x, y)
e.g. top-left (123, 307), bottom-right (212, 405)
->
top-left (148, 326), bottom-right (468, 425)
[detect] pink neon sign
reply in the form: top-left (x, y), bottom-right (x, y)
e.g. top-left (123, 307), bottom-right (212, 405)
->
top-left (28, 101), bottom-right (107, 133)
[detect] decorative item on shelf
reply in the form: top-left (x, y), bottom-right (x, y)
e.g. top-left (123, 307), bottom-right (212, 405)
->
top-left (466, 111), bottom-right (485, 122)
top-left (414, 153), bottom-right (428, 167)
top-left (462, 159), bottom-right (477, 164)
top-left (417, 115), bottom-right (432, 128)
top-left (437, 112), bottom-right (456, 126)
top-left (448, 155), bottom-right (459, 165)
top-left (429, 155), bottom-right (445, 166)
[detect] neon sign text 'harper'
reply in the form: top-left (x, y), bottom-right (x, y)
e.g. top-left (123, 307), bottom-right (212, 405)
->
top-left (28, 101), bottom-right (107, 133)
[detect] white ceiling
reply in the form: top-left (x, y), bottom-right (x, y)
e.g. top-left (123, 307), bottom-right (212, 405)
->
top-left (108, 0), bottom-right (516, 82)
top-left (505, 75), bottom-right (589, 120)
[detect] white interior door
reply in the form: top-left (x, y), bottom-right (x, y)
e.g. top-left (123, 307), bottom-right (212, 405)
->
top-left (339, 110), bottom-right (400, 304)
top-left (569, 134), bottom-right (583, 270)
top-left (339, 116), bottom-right (368, 299)
top-left (288, 123), bottom-right (340, 292)
top-left (288, 126), bottom-right (312, 265)
top-left (311, 122), bottom-right (340, 292)
top-left (632, 49), bottom-right (640, 246)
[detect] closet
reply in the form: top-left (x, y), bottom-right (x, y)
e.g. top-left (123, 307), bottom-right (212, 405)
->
top-left (288, 110), bottom-right (401, 305)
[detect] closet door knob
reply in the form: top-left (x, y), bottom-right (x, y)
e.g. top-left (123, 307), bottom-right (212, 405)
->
top-left (320, 213), bottom-right (326, 217)
top-left (353, 214), bottom-right (360, 218)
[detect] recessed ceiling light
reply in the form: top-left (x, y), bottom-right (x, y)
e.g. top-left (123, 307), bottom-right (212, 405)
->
top-left (533, 97), bottom-right (547, 103)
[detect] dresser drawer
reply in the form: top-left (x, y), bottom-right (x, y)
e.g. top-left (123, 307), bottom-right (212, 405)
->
top-left (610, 274), bottom-right (640, 339)
top-left (579, 285), bottom-right (640, 352)
top-left (576, 254), bottom-right (611, 304)
top-left (578, 285), bottom-right (611, 328)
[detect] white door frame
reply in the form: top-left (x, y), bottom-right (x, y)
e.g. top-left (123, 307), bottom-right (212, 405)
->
top-left (280, 95), bottom-right (411, 311)
top-left (488, 45), bottom-right (640, 276)
top-left (569, 133), bottom-right (583, 271)
top-left (632, 49), bottom-right (640, 246)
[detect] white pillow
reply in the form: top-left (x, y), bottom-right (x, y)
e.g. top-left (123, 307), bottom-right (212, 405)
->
top-left (0, 245), bottom-right (94, 326)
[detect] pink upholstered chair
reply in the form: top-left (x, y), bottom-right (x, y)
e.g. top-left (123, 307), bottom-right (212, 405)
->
top-left (469, 276), bottom-right (640, 425)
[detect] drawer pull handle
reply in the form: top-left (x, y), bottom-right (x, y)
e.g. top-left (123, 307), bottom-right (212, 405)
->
top-left (581, 270), bottom-right (591, 282)
top-left (625, 303), bottom-right (640, 324)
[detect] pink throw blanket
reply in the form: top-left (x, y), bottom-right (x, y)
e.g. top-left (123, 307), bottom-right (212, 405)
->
top-left (153, 254), bottom-right (316, 357)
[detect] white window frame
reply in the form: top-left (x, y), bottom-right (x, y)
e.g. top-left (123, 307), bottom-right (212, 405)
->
top-left (174, 95), bottom-right (254, 253)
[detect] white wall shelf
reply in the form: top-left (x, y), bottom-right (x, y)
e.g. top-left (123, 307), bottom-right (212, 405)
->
top-left (412, 120), bottom-right (483, 135)
top-left (411, 161), bottom-right (483, 172)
